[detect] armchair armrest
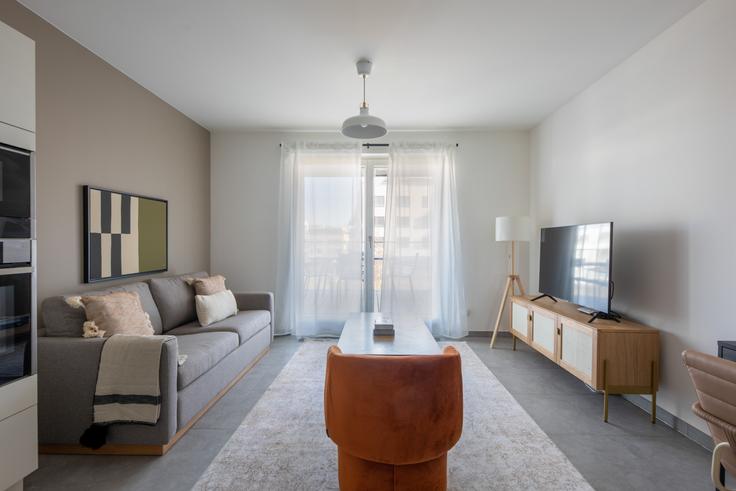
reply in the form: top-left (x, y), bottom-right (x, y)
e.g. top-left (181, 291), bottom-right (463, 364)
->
top-left (234, 292), bottom-right (274, 338)
top-left (37, 336), bottom-right (178, 446)
top-left (693, 402), bottom-right (736, 449)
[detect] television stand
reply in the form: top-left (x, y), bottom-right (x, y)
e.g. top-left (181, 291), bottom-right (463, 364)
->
top-left (509, 295), bottom-right (660, 423)
top-left (588, 311), bottom-right (621, 324)
top-left (531, 293), bottom-right (557, 303)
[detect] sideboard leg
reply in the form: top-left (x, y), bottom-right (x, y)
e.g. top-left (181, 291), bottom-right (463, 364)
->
top-left (650, 360), bottom-right (657, 424)
top-left (512, 335), bottom-right (517, 351)
top-left (603, 359), bottom-right (609, 422)
top-left (651, 391), bottom-right (657, 424)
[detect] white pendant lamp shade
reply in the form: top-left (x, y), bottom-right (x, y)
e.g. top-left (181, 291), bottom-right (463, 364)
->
top-left (341, 59), bottom-right (387, 139)
top-left (341, 107), bottom-right (387, 139)
top-left (495, 216), bottom-right (530, 242)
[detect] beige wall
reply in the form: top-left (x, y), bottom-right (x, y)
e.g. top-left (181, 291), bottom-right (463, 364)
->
top-left (0, 1), bottom-right (211, 305)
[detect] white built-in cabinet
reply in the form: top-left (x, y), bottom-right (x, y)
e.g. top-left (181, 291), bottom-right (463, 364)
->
top-left (0, 19), bottom-right (36, 491)
top-left (0, 376), bottom-right (38, 491)
top-left (0, 19), bottom-right (35, 151)
top-left (510, 295), bottom-right (660, 422)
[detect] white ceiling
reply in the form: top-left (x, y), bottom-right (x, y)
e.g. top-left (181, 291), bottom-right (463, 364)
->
top-left (20, 0), bottom-right (703, 131)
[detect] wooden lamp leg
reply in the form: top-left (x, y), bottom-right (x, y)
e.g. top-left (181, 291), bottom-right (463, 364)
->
top-left (490, 275), bottom-right (513, 348)
top-left (513, 275), bottom-right (526, 296)
top-left (491, 240), bottom-right (528, 349)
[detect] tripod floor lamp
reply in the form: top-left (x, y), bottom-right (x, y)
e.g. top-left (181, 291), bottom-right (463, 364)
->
top-left (490, 216), bottom-right (530, 348)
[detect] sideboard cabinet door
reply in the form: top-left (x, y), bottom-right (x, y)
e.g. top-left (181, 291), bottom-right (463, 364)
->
top-left (559, 320), bottom-right (593, 385)
top-left (531, 309), bottom-right (557, 361)
top-left (511, 302), bottom-right (530, 341)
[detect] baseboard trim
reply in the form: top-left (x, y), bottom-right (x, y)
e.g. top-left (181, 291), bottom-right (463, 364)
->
top-left (39, 346), bottom-right (271, 456)
top-left (623, 394), bottom-right (713, 450)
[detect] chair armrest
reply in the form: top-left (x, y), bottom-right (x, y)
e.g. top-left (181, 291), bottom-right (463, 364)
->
top-left (693, 402), bottom-right (736, 449)
top-left (234, 292), bottom-right (274, 338)
top-left (37, 336), bottom-right (179, 445)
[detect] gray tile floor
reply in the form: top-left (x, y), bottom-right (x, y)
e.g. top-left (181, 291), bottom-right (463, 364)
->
top-left (26, 335), bottom-right (713, 490)
top-left (465, 337), bottom-right (712, 490)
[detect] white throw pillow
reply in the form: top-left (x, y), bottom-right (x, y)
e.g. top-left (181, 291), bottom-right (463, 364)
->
top-left (195, 289), bottom-right (238, 326)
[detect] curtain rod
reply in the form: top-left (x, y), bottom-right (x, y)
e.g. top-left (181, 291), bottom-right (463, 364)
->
top-left (278, 143), bottom-right (459, 148)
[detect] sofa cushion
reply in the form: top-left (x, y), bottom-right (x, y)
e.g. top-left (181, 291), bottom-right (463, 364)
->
top-left (79, 291), bottom-right (154, 336)
top-left (148, 272), bottom-right (208, 332)
top-left (190, 275), bottom-right (227, 296)
top-left (168, 310), bottom-right (271, 345)
top-left (195, 290), bottom-right (238, 326)
top-left (42, 282), bottom-right (163, 336)
top-left (176, 332), bottom-right (239, 389)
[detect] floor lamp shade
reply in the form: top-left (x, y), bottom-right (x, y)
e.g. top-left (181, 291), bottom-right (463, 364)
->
top-left (495, 216), bottom-right (530, 242)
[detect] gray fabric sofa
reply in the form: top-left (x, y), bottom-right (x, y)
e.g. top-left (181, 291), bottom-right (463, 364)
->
top-left (37, 271), bottom-right (273, 454)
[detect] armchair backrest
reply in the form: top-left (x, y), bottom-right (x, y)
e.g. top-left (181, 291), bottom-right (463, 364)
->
top-left (324, 345), bottom-right (463, 466)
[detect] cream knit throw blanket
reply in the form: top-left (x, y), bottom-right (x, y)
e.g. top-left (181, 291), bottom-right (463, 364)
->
top-left (93, 334), bottom-right (172, 424)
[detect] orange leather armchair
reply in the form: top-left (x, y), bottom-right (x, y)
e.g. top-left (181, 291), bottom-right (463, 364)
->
top-left (324, 345), bottom-right (463, 491)
top-left (683, 349), bottom-right (736, 490)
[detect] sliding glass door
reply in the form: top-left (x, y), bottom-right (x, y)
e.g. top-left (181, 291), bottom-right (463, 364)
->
top-left (277, 142), bottom-right (466, 338)
top-left (362, 156), bottom-right (388, 313)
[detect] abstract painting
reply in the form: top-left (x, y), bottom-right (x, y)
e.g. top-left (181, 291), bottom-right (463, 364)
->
top-left (83, 186), bottom-right (168, 283)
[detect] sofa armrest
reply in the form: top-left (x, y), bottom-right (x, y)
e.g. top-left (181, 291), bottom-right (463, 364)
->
top-left (37, 336), bottom-right (179, 446)
top-left (234, 292), bottom-right (274, 338)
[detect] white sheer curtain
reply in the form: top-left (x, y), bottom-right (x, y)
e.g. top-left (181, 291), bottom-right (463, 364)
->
top-left (380, 143), bottom-right (467, 338)
top-left (276, 142), bottom-right (363, 337)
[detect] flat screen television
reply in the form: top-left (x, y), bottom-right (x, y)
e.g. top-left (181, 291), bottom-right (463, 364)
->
top-left (538, 222), bottom-right (613, 314)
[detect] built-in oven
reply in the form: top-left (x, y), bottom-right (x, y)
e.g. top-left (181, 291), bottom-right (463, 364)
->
top-left (0, 144), bottom-right (33, 239)
top-left (0, 141), bottom-right (36, 387)
top-left (0, 266), bottom-right (35, 387)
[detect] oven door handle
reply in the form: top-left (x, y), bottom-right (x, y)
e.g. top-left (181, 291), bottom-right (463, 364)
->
top-left (0, 266), bottom-right (33, 275)
top-left (0, 144), bottom-right (32, 156)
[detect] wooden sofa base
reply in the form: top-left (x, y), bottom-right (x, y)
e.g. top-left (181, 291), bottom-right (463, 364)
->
top-left (39, 346), bottom-right (271, 456)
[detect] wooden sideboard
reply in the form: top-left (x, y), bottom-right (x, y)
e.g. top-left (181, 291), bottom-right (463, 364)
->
top-left (510, 295), bottom-right (660, 423)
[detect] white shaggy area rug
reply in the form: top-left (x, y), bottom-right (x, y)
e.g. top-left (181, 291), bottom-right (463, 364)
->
top-left (194, 341), bottom-right (592, 490)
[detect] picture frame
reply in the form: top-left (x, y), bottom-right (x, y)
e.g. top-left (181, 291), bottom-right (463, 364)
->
top-left (83, 185), bottom-right (168, 283)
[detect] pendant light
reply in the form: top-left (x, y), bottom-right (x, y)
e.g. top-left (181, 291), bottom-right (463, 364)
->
top-left (341, 59), bottom-right (387, 139)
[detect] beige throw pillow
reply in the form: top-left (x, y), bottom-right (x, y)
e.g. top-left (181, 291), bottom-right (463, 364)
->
top-left (195, 290), bottom-right (238, 326)
top-left (191, 275), bottom-right (227, 296)
top-left (79, 291), bottom-right (154, 337)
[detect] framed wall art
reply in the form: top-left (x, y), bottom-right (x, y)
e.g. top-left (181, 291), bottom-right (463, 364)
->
top-left (83, 185), bottom-right (168, 283)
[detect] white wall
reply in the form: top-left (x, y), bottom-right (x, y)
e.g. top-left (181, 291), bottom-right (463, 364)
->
top-left (529, 0), bottom-right (735, 432)
top-left (211, 130), bottom-right (529, 334)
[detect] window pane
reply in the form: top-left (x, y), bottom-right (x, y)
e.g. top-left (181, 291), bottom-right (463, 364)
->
top-left (373, 168), bottom-right (387, 309)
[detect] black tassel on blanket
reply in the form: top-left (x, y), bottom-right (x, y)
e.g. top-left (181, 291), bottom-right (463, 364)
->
top-left (79, 424), bottom-right (109, 449)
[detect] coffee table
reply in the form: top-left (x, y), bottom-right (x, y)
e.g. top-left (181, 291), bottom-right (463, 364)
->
top-left (337, 312), bottom-right (441, 355)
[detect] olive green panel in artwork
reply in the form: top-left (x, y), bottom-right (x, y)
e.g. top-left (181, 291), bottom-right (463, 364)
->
top-left (138, 198), bottom-right (167, 272)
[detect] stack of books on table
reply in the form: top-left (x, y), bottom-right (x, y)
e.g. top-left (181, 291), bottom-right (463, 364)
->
top-left (373, 317), bottom-right (395, 336)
